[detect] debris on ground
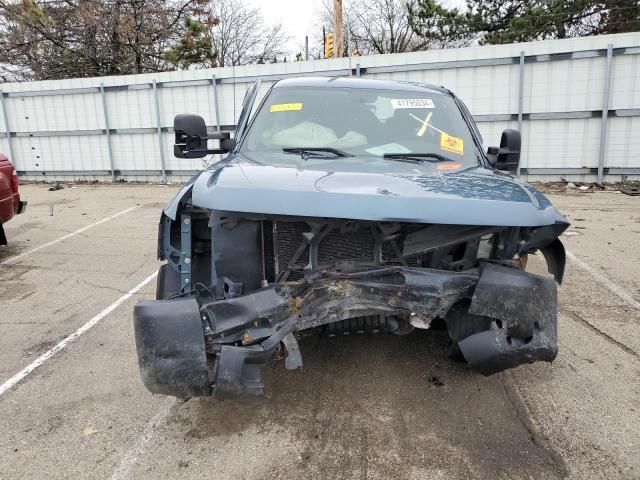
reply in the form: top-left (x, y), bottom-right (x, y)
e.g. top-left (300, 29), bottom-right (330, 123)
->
top-left (620, 185), bottom-right (640, 196)
top-left (533, 180), bottom-right (640, 195)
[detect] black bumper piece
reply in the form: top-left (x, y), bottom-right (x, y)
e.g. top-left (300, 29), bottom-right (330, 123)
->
top-left (133, 293), bottom-right (298, 398)
top-left (459, 263), bottom-right (558, 375)
top-left (134, 298), bottom-right (211, 397)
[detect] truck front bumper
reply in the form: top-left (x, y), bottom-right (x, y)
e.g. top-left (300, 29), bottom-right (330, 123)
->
top-left (134, 263), bottom-right (558, 398)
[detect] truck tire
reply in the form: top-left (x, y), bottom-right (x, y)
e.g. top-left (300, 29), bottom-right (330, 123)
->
top-left (445, 300), bottom-right (493, 361)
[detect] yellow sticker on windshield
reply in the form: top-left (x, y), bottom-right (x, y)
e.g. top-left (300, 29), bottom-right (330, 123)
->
top-left (270, 102), bottom-right (303, 112)
top-left (440, 133), bottom-right (464, 156)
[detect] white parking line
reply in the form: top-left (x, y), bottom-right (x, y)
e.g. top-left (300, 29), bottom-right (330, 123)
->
top-left (1, 206), bottom-right (138, 265)
top-left (110, 397), bottom-right (177, 480)
top-left (0, 270), bottom-right (158, 397)
top-left (566, 250), bottom-right (640, 311)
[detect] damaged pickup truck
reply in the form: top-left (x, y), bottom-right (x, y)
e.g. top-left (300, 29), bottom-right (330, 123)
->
top-left (134, 77), bottom-right (569, 398)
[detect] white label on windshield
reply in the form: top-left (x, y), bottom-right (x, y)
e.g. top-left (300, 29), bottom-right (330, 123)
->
top-left (366, 143), bottom-right (411, 156)
top-left (391, 98), bottom-right (435, 109)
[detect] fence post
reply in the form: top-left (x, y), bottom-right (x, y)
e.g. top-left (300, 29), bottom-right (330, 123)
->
top-left (0, 91), bottom-right (15, 166)
top-left (516, 50), bottom-right (525, 177)
top-left (211, 75), bottom-right (221, 132)
top-left (100, 83), bottom-right (116, 182)
top-left (597, 43), bottom-right (613, 184)
top-left (152, 79), bottom-right (167, 183)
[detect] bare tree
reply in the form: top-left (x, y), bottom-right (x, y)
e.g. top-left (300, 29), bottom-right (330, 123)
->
top-left (204, 0), bottom-right (289, 67)
top-left (314, 0), bottom-right (433, 56)
top-left (349, 0), bottom-right (429, 54)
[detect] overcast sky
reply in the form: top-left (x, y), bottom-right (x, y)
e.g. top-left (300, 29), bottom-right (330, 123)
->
top-left (246, 0), bottom-right (318, 57)
top-left (247, 0), bottom-right (467, 58)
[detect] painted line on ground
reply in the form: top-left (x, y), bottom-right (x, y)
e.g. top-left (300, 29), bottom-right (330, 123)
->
top-left (1, 206), bottom-right (138, 265)
top-left (110, 397), bottom-right (177, 480)
top-left (0, 270), bottom-right (158, 397)
top-left (566, 250), bottom-right (640, 311)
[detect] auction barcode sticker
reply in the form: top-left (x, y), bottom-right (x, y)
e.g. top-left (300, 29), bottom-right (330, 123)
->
top-left (391, 98), bottom-right (435, 109)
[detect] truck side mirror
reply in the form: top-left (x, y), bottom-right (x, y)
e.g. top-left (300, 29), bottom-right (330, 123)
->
top-left (487, 129), bottom-right (521, 172)
top-left (173, 114), bottom-right (234, 158)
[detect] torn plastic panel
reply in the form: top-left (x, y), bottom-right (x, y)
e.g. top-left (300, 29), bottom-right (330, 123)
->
top-left (214, 316), bottom-right (297, 398)
top-left (133, 264), bottom-right (557, 398)
top-left (540, 238), bottom-right (566, 284)
top-left (134, 297), bottom-right (211, 397)
top-left (521, 222), bottom-right (569, 283)
top-left (469, 263), bottom-right (556, 336)
top-left (460, 263), bottom-right (558, 375)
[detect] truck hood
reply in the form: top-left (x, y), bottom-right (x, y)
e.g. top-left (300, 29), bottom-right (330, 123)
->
top-left (168, 158), bottom-right (567, 227)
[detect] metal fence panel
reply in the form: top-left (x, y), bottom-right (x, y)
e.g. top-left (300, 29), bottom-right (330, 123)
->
top-left (609, 53), bottom-right (640, 109)
top-left (607, 116), bottom-right (640, 167)
top-left (527, 118), bottom-right (602, 169)
top-left (1, 32), bottom-right (639, 182)
top-left (527, 57), bottom-right (605, 114)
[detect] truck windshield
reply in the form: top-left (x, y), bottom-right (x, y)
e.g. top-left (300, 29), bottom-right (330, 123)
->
top-left (241, 85), bottom-right (480, 171)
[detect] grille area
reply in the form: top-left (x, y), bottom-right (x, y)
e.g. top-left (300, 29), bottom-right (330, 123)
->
top-left (270, 220), bottom-right (412, 279)
top-left (262, 219), bottom-right (485, 281)
top-left (318, 225), bottom-right (376, 264)
top-left (272, 221), bottom-right (378, 278)
top-left (273, 222), bottom-right (309, 279)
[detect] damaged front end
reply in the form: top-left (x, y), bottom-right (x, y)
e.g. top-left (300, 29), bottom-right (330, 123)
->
top-left (134, 195), bottom-right (567, 398)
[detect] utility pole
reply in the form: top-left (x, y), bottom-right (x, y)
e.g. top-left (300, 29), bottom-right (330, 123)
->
top-left (334, 0), bottom-right (344, 58)
top-left (323, 26), bottom-right (326, 58)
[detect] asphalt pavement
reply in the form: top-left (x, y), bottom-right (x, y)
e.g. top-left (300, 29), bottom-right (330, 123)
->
top-left (0, 184), bottom-right (638, 480)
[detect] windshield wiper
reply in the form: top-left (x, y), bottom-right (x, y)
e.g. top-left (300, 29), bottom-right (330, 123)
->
top-left (382, 152), bottom-right (456, 163)
top-left (282, 147), bottom-right (353, 159)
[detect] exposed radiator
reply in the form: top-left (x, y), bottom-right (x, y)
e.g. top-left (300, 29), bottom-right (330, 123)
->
top-left (261, 219), bottom-right (484, 282)
top-left (265, 220), bottom-right (421, 281)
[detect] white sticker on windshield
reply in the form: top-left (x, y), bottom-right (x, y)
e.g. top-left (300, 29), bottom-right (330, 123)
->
top-left (391, 98), bottom-right (435, 109)
top-left (366, 143), bottom-right (411, 156)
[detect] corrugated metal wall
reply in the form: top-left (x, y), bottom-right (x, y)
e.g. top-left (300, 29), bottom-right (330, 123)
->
top-left (1, 32), bottom-right (639, 183)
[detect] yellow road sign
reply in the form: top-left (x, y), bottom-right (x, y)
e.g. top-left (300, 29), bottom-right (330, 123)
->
top-left (325, 32), bottom-right (334, 58)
